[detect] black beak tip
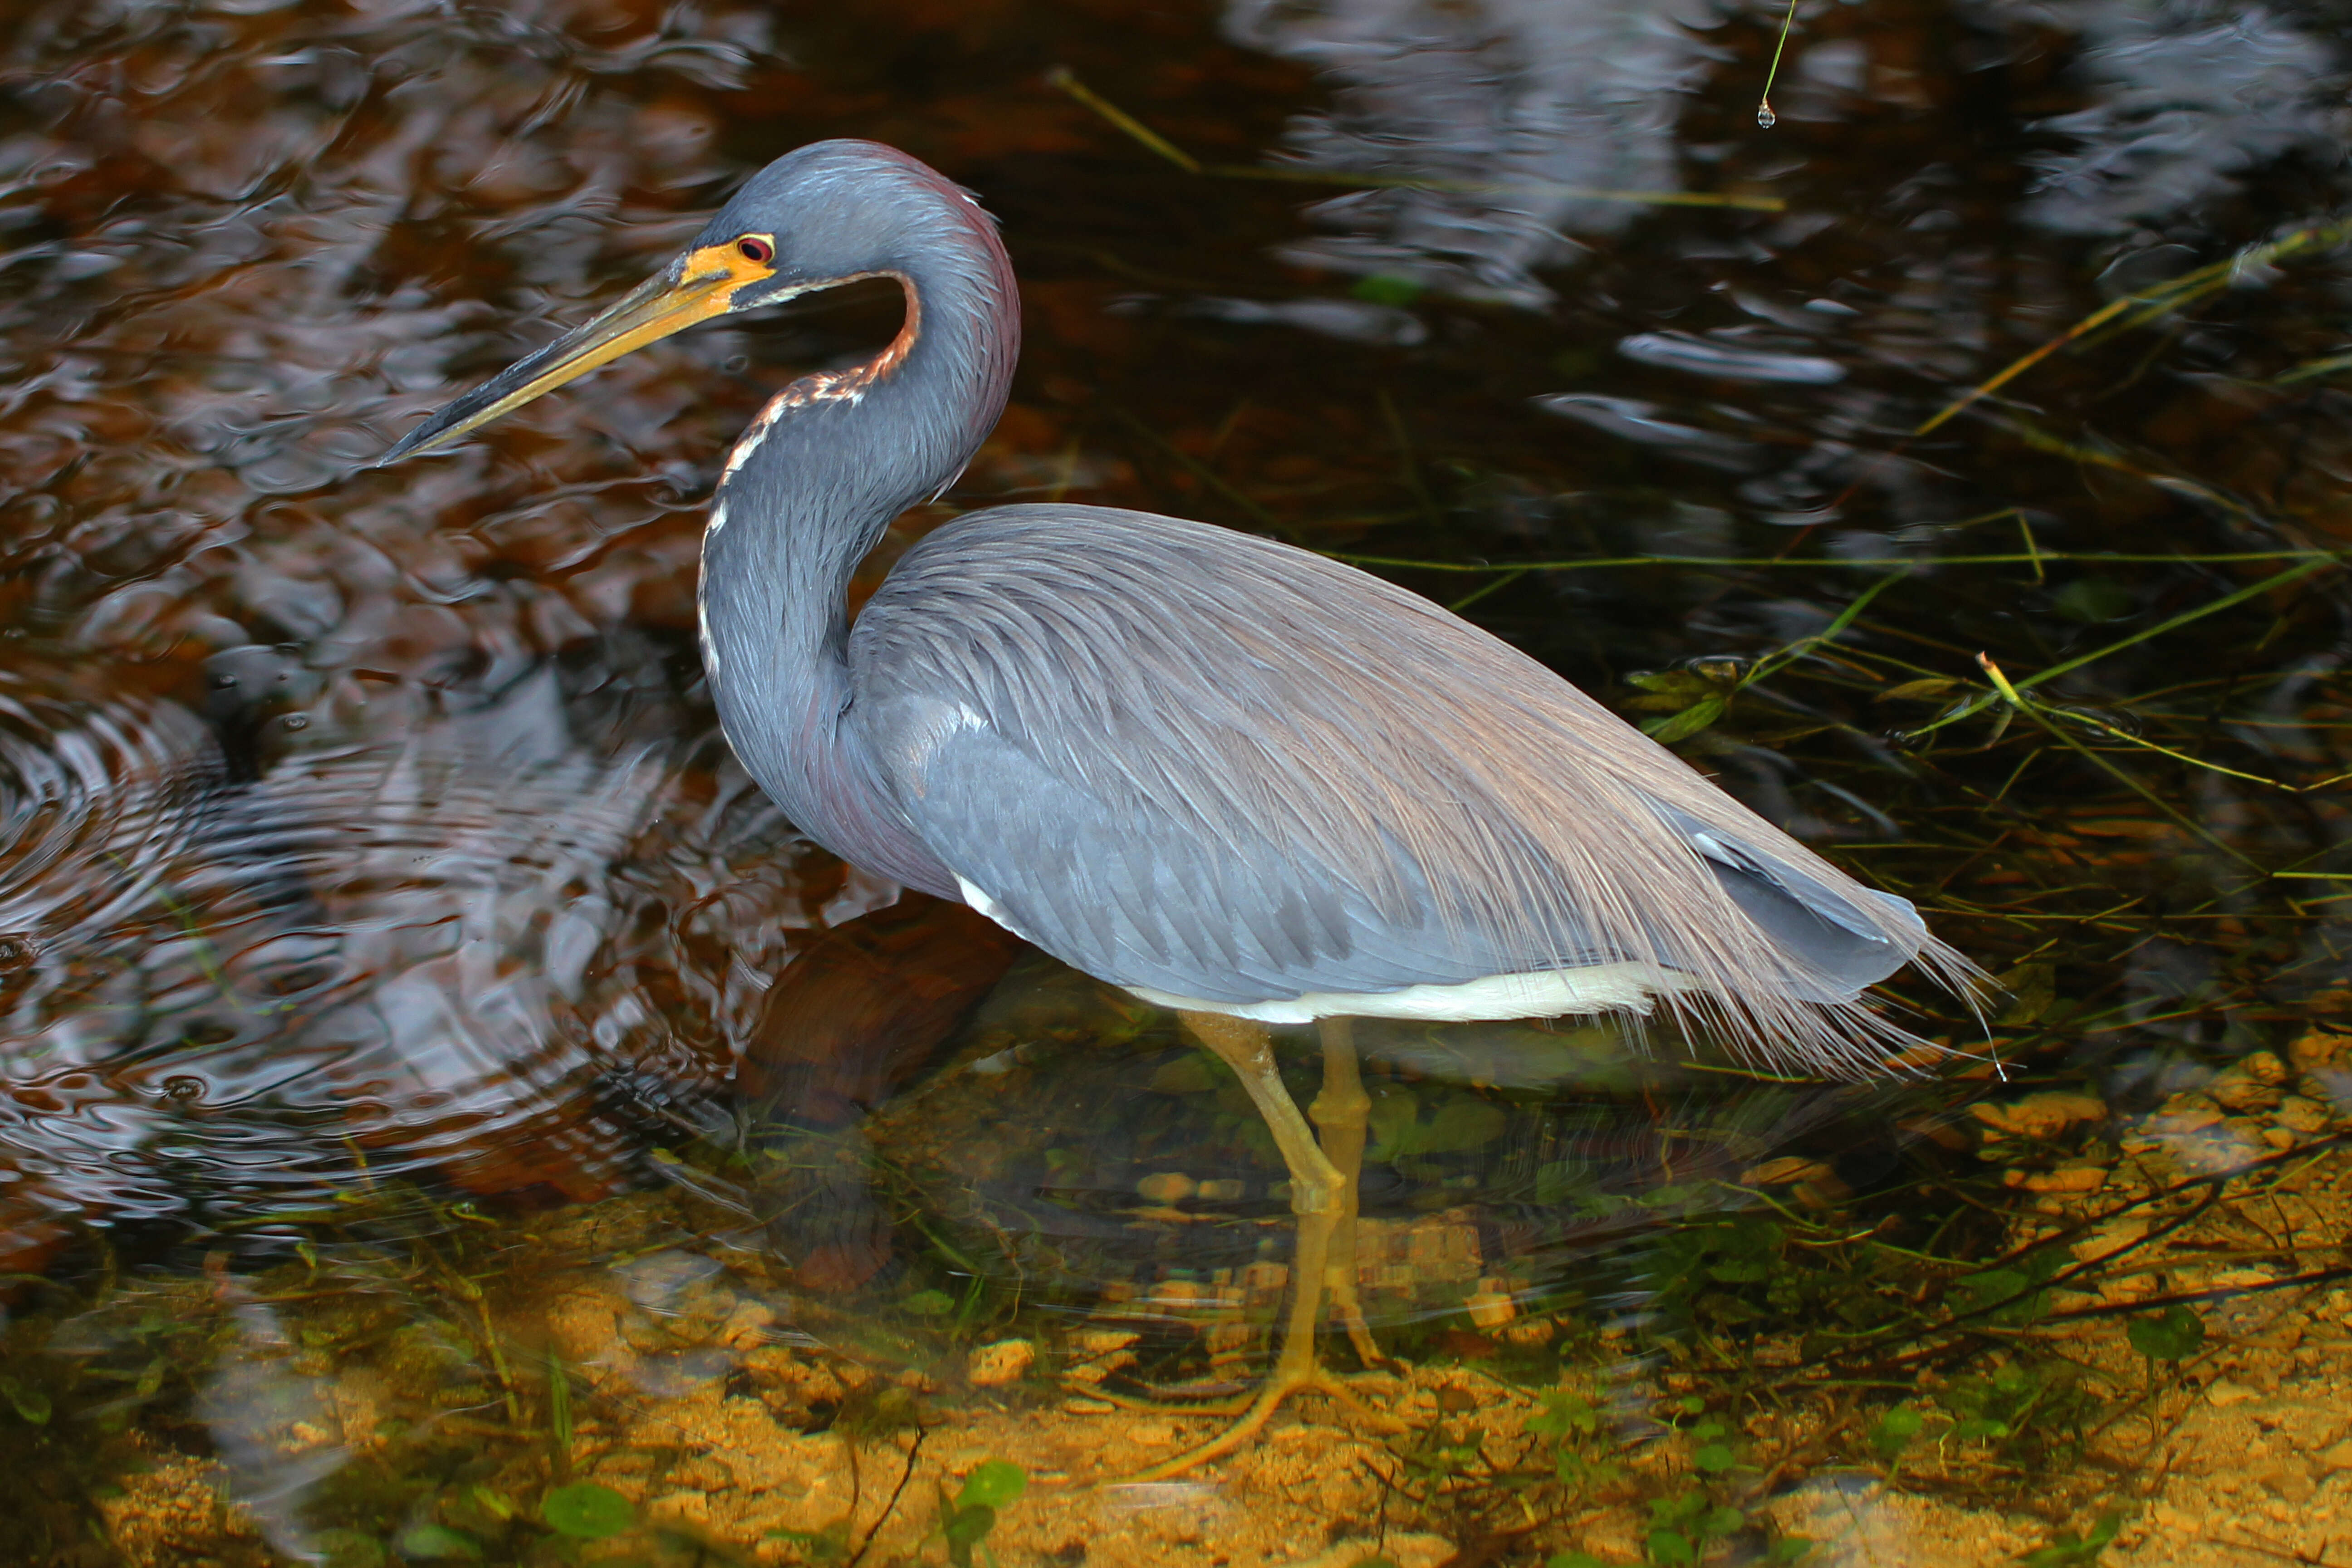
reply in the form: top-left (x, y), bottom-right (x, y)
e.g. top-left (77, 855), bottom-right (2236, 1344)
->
top-left (374, 421), bottom-right (446, 470)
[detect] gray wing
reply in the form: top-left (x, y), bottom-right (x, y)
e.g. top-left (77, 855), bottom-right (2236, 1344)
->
top-left (847, 505), bottom-right (1969, 1068)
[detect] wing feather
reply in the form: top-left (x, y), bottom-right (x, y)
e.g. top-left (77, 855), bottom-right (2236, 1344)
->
top-left (848, 505), bottom-right (1976, 1072)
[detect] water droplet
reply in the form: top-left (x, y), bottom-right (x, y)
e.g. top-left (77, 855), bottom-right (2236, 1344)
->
top-left (280, 713), bottom-right (310, 730)
top-left (1756, 102), bottom-right (1777, 129)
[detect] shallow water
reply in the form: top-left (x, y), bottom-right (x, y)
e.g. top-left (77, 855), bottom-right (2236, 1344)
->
top-left (1, 0), bottom-right (2351, 1563)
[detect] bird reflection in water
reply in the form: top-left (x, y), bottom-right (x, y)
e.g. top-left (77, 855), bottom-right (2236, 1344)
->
top-left (380, 141), bottom-right (1975, 1475)
top-left (740, 892), bottom-right (1021, 1291)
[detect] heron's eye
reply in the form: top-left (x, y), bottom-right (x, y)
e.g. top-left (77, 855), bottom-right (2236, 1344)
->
top-left (736, 236), bottom-right (774, 265)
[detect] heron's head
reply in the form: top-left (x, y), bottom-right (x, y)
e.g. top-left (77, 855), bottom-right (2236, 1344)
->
top-left (378, 140), bottom-right (970, 466)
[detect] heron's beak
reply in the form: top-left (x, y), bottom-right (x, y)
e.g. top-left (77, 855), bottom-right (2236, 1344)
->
top-left (376, 235), bottom-right (780, 466)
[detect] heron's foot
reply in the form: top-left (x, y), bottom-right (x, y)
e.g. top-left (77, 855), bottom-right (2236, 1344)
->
top-left (1144, 1011), bottom-right (1406, 1478)
top-left (1125, 1363), bottom-right (1407, 1482)
top-left (1331, 1284), bottom-right (1402, 1374)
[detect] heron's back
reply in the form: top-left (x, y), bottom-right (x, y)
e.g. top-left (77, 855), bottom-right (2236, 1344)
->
top-left (847, 505), bottom-right (1970, 1073)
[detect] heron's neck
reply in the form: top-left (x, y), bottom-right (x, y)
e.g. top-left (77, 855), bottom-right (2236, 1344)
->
top-left (696, 209), bottom-right (1018, 765)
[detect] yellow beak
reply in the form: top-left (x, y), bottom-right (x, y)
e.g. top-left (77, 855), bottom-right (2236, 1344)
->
top-left (378, 236), bottom-right (780, 465)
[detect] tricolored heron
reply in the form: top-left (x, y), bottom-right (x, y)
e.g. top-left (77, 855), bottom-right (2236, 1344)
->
top-left (382, 140), bottom-right (1975, 1475)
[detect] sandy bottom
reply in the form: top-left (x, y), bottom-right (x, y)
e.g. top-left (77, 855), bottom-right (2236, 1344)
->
top-left (82, 1035), bottom-right (2352, 1567)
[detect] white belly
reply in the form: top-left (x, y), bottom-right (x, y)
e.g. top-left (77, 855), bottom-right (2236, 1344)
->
top-left (954, 874), bottom-right (1678, 1024)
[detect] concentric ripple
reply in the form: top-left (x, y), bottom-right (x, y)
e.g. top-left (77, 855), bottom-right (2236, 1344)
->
top-left (0, 661), bottom-right (827, 1243)
top-left (0, 661), bottom-right (220, 960)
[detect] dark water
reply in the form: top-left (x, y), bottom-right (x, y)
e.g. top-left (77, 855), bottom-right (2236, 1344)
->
top-left (0, 0), bottom-right (2349, 1562)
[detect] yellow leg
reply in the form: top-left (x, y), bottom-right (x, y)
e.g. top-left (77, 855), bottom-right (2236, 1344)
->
top-left (1310, 1016), bottom-right (1391, 1372)
top-left (1128, 1012), bottom-right (1402, 1480)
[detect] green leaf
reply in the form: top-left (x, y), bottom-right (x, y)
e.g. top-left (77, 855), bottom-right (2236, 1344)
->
top-left (953, 1459), bottom-right (1028, 1511)
top-left (1877, 677), bottom-right (1960, 702)
top-left (942, 1504), bottom-right (996, 1547)
top-left (1555, 1449), bottom-right (1623, 1489)
top-left (547, 1347), bottom-right (574, 1456)
top-left (543, 1481), bottom-right (635, 1539)
top-left (1366, 1091), bottom-right (1422, 1160)
top-left (0, 1377), bottom-right (49, 1425)
top-left (2127, 1304), bottom-right (2205, 1362)
top-left (1148, 1052), bottom-right (1221, 1094)
top-left (1641, 696), bottom-right (1726, 744)
top-left (393, 1524), bottom-right (481, 1561)
top-left (1528, 1390), bottom-right (1601, 1439)
top-left (2050, 577), bottom-right (2136, 624)
top-left (766, 1521), bottom-right (850, 1561)
top-left (1533, 1160), bottom-right (1596, 1205)
top-left (944, 1504), bottom-right (994, 1568)
top-left (1647, 1530), bottom-right (1696, 1566)
top-left (1351, 274), bottom-right (1423, 307)
top-left (2017, 1510), bottom-right (2123, 1566)
top-left (1692, 1442), bottom-right (1736, 1474)
top-left (1871, 1406), bottom-right (1925, 1458)
top-left (313, 1529), bottom-right (387, 1568)
top-left (1993, 962), bottom-right (2058, 1025)
top-left (1952, 1264), bottom-right (2051, 1326)
top-left (902, 1289), bottom-right (956, 1317)
top-left (1423, 1097), bottom-right (1508, 1153)
top-left (1625, 669), bottom-right (1720, 700)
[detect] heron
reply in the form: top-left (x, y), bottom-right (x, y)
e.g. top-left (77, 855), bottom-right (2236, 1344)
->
top-left (381, 139), bottom-right (1976, 1475)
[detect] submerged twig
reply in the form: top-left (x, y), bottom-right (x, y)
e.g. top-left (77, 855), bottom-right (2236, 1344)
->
top-left (846, 1425), bottom-right (926, 1568)
top-left (1102, 402), bottom-right (1294, 539)
top-left (1740, 569), bottom-right (1909, 690)
top-left (1047, 66), bottom-right (1785, 211)
top-left (1323, 548), bottom-right (2343, 575)
top-left (1988, 413), bottom-right (2264, 525)
top-left (547, 1347), bottom-right (574, 1474)
top-left (1900, 556), bottom-right (2340, 743)
top-left (1756, 0), bottom-right (1801, 129)
top-left (1917, 218), bottom-right (2352, 435)
top-left (1976, 653), bottom-right (2265, 873)
top-left (1045, 67), bottom-right (1200, 172)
